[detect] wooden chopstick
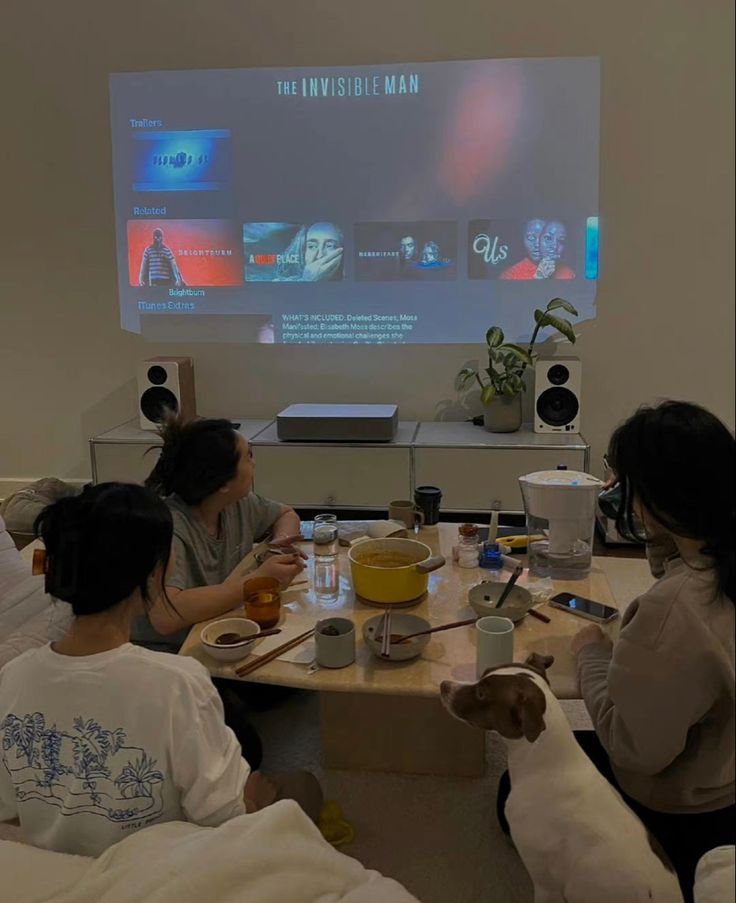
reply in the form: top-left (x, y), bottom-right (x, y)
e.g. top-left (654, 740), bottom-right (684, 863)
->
top-left (394, 606), bottom-right (551, 643)
top-left (235, 627), bottom-right (315, 677)
top-left (395, 616), bottom-right (478, 644)
top-left (380, 609), bottom-right (392, 658)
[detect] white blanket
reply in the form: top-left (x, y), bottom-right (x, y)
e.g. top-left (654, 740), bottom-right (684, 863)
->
top-left (694, 846), bottom-right (736, 903)
top-left (0, 800), bottom-right (419, 903)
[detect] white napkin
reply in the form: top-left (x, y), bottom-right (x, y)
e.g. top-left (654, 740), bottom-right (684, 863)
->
top-left (253, 615), bottom-right (316, 664)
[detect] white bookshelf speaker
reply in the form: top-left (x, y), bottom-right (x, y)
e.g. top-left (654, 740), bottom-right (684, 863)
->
top-left (534, 358), bottom-right (581, 434)
top-left (137, 357), bottom-right (196, 431)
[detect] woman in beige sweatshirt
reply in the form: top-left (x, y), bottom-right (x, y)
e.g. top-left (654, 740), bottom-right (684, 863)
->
top-left (573, 401), bottom-right (735, 902)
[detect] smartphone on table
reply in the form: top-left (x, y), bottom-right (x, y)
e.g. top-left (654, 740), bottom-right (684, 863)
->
top-left (549, 592), bottom-right (619, 624)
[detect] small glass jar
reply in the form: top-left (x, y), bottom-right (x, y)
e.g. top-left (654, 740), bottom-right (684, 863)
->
top-left (458, 545), bottom-right (480, 568)
top-left (453, 523), bottom-right (480, 567)
top-left (452, 524), bottom-right (480, 564)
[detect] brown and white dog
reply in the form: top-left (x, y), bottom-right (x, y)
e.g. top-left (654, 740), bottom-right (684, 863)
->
top-left (440, 655), bottom-right (683, 903)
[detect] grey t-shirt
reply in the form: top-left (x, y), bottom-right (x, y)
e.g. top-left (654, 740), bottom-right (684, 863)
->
top-left (132, 492), bottom-right (284, 651)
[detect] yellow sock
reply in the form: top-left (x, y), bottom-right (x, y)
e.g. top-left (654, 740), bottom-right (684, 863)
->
top-left (318, 801), bottom-right (355, 847)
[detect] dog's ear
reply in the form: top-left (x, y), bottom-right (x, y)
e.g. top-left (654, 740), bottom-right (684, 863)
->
top-left (515, 677), bottom-right (547, 742)
top-left (524, 652), bottom-right (554, 680)
top-left (478, 674), bottom-right (547, 741)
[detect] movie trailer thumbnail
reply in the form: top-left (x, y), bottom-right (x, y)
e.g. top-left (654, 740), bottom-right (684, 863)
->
top-left (244, 222), bottom-right (344, 282)
top-left (354, 222), bottom-right (457, 281)
top-left (468, 218), bottom-right (578, 281)
top-left (127, 220), bottom-right (243, 287)
top-left (132, 129), bottom-right (231, 192)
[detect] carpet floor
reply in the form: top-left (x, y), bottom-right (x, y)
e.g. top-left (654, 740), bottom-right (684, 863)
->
top-left (250, 557), bottom-right (652, 903)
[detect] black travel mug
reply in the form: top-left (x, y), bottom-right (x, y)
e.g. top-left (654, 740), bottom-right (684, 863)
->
top-left (414, 486), bottom-right (442, 526)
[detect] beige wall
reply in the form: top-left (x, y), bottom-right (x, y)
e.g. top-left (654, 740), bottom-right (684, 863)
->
top-left (0, 0), bottom-right (733, 487)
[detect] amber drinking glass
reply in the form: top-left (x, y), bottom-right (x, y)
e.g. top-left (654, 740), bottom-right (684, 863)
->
top-left (243, 576), bottom-right (281, 629)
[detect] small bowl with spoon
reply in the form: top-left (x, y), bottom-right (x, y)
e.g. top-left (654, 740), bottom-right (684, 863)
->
top-left (468, 582), bottom-right (534, 623)
top-left (201, 618), bottom-right (276, 663)
top-left (363, 613), bottom-right (432, 662)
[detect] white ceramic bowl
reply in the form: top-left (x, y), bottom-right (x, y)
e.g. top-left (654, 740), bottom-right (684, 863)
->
top-left (468, 583), bottom-right (533, 624)
top-left (363, 613), bottom-right (431, 662)
top-left (200, 618), bottom-right (261, 662)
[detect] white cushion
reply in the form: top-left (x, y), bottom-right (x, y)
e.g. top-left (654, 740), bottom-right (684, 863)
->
top-left (0, 513), bottom-right (69, 664)
top-left (0, 514), bottom-right (34, 608)
top-left (0, 602), bottom-right (72, 669)
top-left (695, 846), bottom-right (736, 903)
top-left (0, 577), bottom-right (51, 638)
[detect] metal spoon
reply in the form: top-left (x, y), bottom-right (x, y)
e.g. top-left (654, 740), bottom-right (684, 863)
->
top-left (380, 609), bottom-right (392, 658)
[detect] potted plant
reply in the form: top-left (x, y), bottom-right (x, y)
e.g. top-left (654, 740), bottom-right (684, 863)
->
top-left (456, 298), bottom-right (579, 433)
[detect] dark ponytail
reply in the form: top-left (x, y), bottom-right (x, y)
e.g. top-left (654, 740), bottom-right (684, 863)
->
top-left (145, 416), bottom-right (241, 505)
top-left (701, 520), bottom-right (736, 603)
top-left (608, 401), bottom-right (735, 602)
top-left (34, 483), bottom-right (173, 616)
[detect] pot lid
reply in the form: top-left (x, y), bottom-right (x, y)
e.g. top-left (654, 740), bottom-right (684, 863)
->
top-left (519, 470), bottom-right (602, 488)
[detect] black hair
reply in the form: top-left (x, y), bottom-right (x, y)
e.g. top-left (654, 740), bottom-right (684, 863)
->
top-left (34, 482), bottom-right (174, 617)
top-left (607, 401), bottom-right (735, 602)
top-left (144, 416), bottom-right (241, 505)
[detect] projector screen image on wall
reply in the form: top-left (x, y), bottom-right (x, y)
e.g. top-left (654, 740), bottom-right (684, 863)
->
top-left (109, 57), bottom-right (599, 344)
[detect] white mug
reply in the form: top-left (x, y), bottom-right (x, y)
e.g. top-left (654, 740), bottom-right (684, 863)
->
top-left (315, 617), bottom-right (356, 669)
top-left (476, 616), bottom-right (514, 677)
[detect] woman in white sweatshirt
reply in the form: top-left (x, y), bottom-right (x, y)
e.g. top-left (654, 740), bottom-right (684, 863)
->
top-left (0, 483), bottom-right (320, 857)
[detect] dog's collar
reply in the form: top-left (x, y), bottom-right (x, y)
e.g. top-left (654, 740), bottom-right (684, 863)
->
top-left (479, 663), bottom-right (551, 686)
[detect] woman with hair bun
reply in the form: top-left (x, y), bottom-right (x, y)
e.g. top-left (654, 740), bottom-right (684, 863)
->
top-left (136, 417), bottom-right (305, 650)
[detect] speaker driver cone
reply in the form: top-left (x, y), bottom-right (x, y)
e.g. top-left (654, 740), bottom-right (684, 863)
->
top-left (140, 386), bottom-right (179, 423)
top-left (536, 386), bottom-right (579, 426)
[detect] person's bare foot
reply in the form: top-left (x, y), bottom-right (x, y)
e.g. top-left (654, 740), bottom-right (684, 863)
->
top-left (244, 771), bottom-right (278, 812)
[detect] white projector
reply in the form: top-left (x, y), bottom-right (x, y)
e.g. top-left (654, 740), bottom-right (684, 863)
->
top-left (276, 404), bottom-right (399, 442)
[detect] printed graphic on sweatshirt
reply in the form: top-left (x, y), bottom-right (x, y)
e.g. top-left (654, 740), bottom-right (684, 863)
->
top-left (1, 712), bottom-right (165, 823)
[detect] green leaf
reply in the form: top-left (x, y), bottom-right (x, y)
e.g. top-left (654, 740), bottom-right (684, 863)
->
top-left (480, 384), bottom-right (496, 405)
top-left (534, 310), bottom-right (577, 343)
top-left (544, 314), bottom-right (577, 343)
top-left (485, 326), bottom-right (504, 348)
top-left (455, 368), bottom-right (477, 391)
top-left (502, 381), bottom-right (517, 397)
top-left (545, 297), bottom-right (579, 317)
top-left (508, 374), bottom-right (523, 393)
top-left (498, 343), bottom-right (534, 366)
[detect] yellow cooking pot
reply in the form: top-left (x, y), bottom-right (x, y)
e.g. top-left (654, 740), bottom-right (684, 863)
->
top-left (348, 537), bottom-right (446, 605)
